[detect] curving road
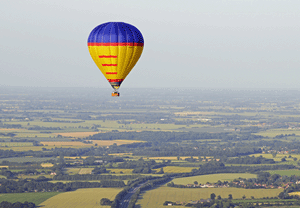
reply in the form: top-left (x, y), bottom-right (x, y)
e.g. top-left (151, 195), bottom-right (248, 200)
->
top-left (119, 182), bottom-right (148, 208)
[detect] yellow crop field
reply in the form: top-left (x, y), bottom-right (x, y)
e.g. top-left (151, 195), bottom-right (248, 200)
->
top-left (53, 132), bottom-right (100, 138)
top-left (153, 166), bottom-right (196, 173)
top-left (39, 188), bottom-right (121, 208)
top-left (41, 163), bottom-right (54, 168)
top-left (136, 187), bottom-right (282, 208)
top-left (78, 168), bottom-right (93, 174)
top-left (289, 192), bottom-right (300, 196)
top-left (171, 173), bottom-right (257, 185)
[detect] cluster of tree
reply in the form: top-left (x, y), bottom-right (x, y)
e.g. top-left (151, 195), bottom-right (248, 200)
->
top-left (27, 126), bottom-right (62, 130)
top-left (92, 167), bottom-right (108, 174)
top-left (53, 174), bottom-right (139, 181)
top-left (100, 198), bottom-right (112, 206)
top-left (226, 155), bottom-right (275, 164)
top-left (0, 133), bottom-right (16, 137)
top-left (0, 201), bottom-right (36, 208)
top-left (0, 123), bottom-right (22, 129)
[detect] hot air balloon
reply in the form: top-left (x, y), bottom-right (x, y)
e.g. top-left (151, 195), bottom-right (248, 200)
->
top-left (87, 22), bottom-right (144, 97)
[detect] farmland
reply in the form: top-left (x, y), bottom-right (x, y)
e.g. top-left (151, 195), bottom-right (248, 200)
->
top-left (2, 88), bottom-right (300, 207)
top-left (39, 188), bottom-right (121, 208)
top-left (170, 173), bottom-right (257, 185)
top-left (136, 187), bottom-right (282, 208)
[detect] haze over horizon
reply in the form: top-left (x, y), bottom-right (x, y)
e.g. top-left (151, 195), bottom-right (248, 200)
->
top-left (1, 0), bottom-right (299, 90)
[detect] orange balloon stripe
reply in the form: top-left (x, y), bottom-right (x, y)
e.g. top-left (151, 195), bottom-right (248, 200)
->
top-left (88, 43), bottom-right (144, 46)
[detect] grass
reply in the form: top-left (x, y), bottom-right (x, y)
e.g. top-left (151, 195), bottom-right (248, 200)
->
top-left (153, 166), bottom-right (196, 173)
top-left (65, 168), bottom-right (81, 175)
top-left (171, 173), bottom-right (257, 185)
top-left (136, 187), bottom-right (282, 208)
top-left (267, 169), bottom-right (300, 176)
top-left (39, 188), bottom-right (121, 207)
top-left (78, 168), bottom-right (94, 174)
top-left (0, 192), bottom-right (60, 205)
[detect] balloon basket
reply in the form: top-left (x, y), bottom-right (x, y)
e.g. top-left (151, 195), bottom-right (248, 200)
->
top-left (112, 92), bottom-right (120, 97)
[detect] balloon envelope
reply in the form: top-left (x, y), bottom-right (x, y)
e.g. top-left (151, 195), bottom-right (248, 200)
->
top-left (87, 22), bottom-right (144, 91)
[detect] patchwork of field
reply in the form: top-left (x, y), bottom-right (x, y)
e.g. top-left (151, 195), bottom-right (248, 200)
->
top-left (136, 187), bottom-right (282, 208)
top-left (39, 188), bottom-right (121, 208)
top-left (0, 192), bottom-right (60, 205)
top-left (154, 166), bottom-right (196, 173)
top-left (171, 173), bottom-right (257, 185)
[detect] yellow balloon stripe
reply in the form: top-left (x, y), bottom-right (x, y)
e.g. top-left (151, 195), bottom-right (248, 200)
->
top-left (88, 46), bottom-right (143, 81)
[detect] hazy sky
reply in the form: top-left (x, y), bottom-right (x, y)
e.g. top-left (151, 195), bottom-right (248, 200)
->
top-left (1, 0), bottom-right (299, 89)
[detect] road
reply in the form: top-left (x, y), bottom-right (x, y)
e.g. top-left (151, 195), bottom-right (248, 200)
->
top-left (119, 182), bottom-right (148, 208)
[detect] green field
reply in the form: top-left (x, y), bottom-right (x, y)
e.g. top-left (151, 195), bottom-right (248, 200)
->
top-left (136, 187), bottom-right (282, 208)
top-left (267, 169), bottom-right (300, 176)
top-left (171, 173), bottom-right (257, 185)
top-left (0, 192), bottom-right (60, 205)
top-left (40, 188), bottom-right (121, 208)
